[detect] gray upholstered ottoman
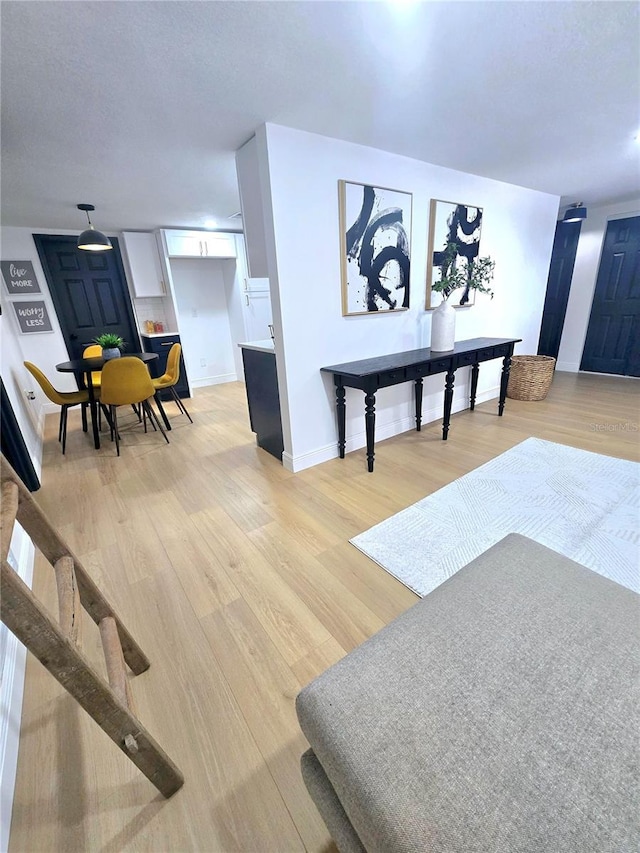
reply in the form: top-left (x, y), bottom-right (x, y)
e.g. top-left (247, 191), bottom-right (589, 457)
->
top-left (296, 533), bottom-right (640, 853)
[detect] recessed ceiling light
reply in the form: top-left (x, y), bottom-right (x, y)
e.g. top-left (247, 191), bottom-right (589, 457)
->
top-left (204, 219), bottom-right (217, 229)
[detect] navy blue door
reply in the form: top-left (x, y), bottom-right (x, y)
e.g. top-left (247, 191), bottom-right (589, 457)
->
top-left (33, 235), bottom-right (139, 361)
top-left (581, 216), bottom-right (640, 377)
top-left (537, 220), bottom-right (581, 359)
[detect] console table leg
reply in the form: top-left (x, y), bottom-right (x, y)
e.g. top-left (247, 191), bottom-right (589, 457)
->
top-left (499, 355), bottom-right (512, 416)
top-left (470, 362), bottom-right (480, 410)
top-left (415, 377), bottom-right (423, 431)
top-left (365, 393), bottom-right (376, 472)
top-left (442, 369), bottom-right (455, 440)
top-left (336, 383), bottom-right (346, 458)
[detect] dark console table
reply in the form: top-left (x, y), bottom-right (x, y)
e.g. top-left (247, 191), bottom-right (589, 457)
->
top-left (321, 337), bottom-right (521, 472)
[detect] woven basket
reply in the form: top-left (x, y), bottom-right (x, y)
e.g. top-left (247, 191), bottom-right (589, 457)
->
top-left (507, 355), bottom-right (556, 401)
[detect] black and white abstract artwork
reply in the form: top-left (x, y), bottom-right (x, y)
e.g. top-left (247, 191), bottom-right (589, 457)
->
top-left (339, 181), bottom-right (412, 316)
top-left (426, 200), bottom-right (483, 308)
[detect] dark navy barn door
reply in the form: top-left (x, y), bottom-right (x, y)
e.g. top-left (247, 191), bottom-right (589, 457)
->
top-left (33, 235), bottom-right (139, 362)
top-left (537, 220), bottom-right (581, 359)
top-left (580, 216), bottom-right (640, 377)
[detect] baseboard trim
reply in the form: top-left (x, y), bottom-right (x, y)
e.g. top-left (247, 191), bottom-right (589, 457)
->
top-left (189, 373), bottom-right (237, 388)
top-left (555, 361), bottom-right (579, 373)
top-left (286, 385), bottom-right (500, 472)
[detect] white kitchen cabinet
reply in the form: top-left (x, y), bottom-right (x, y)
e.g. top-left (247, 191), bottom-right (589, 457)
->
top-left (236, 136), bottom-right (269, 277)
top-left (163, 230), bottom-right (237, 259)
top-left (120, 231), bottom-right (167, 297)
top-left (244, 276), bottom-right (269, 293)
top-left (243, 289), bottom-right (273, 342)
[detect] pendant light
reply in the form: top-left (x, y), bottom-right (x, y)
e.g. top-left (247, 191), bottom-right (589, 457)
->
top-left (562, 202), bottom-right (587, 223)
top-left (76, 204), bottom-right (113, 251)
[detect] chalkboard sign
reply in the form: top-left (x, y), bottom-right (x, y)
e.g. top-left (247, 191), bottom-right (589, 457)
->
top-left (12, 300), bottom-right (53, 333)
top-left (1, 260), bottom-right (41, 295)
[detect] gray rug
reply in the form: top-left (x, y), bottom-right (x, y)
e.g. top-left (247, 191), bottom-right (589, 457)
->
top-left (351, 437), bottom-right (640, 597)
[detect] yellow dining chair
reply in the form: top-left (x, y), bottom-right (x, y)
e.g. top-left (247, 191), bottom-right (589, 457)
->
top-left (82, 343), bottom-right (104, 430)
top-left (24, 361), bottom-right (92, 455)
top-left (100, 357), bottom-right (169, 456)
top-left (83, 343), bottom-right (141, 428)
top-left (151, 343), bottom-right (193, 423)
top-left (82, 344), bottom-right (102, 390)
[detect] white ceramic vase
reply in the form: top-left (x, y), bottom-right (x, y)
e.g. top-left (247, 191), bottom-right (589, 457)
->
top-left (430, 299), bottom-right (456, 351)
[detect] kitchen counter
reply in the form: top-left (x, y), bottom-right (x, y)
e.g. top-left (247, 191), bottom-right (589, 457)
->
top-left (238, 339), bottom-right (274, 353)
top-left (140, 331), bottom-right (179, 338)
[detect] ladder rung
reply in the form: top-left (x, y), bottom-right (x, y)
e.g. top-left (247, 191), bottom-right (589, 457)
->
top-left (1, 480), bottom-right (19, 563)
top-left (99, 616), bottom-right (133, 710)
top-left (1, 560), bottom-right (183, 797)
top-left (1, 453), bottom-right (183, 797)
top-left (53, 555), bottom-right (81, 643)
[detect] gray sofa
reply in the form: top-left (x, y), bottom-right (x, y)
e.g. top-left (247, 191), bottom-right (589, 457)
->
top-left (296, 533), bottom-right (640, 852)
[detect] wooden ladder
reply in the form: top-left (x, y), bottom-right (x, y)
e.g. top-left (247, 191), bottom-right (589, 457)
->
top-left (0, 454), bottom-right (184, 798)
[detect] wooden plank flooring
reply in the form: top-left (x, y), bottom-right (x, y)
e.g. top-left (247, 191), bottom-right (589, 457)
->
top-left (9, 372), bottom-right (640, 852)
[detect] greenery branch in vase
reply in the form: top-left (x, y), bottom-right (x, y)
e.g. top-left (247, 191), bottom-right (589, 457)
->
top-left (94, 333), bottom-right (126, 360)
top-left (430, 242), bottom-right (495, 352)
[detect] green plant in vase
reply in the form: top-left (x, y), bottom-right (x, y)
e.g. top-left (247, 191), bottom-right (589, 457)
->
top-left (94, 333), bottom-right (126, 360)
top-left (432, 241), bottom-right (495, 304)
top-left (431, 242), bottom-right (495, 352)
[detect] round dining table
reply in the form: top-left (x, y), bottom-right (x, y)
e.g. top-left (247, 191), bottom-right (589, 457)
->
top-left (56, 352), bottom-right (160, 450)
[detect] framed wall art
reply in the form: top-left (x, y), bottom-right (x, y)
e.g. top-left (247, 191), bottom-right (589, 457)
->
top-left (339, 180), bottom-right (412, 316)
top-left (426, 200), bottom-right (483, 309)
top-left (11, 300), bottom-right (53, 333)
top-left (1, 260), bottom-right (41, 295)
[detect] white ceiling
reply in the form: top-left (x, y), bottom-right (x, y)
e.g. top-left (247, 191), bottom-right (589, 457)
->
top-left (1, 1), bottom-right (638, 233)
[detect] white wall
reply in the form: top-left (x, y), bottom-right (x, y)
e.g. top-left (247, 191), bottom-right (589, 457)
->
top-left (258, 124), bottom-right (560, 472)
top-left (0, 311), bottom-right (45, 464)
top-left (557, 197), bottom-right (640, 372)
top-left (169, 258), bottom-right (237, 387)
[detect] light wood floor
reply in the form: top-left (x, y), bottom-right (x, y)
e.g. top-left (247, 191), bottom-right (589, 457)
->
top-left (9, 372), bottom-right (640, 852)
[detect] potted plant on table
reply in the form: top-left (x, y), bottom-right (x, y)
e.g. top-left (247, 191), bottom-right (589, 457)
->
top-left (430, 242), bottom-right (495, 352)
top-left (94, 333), bottom-right (126, 360)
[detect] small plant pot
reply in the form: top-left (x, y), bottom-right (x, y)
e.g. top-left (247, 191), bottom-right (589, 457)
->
top-left (101, 347), bottom-right (121, 361)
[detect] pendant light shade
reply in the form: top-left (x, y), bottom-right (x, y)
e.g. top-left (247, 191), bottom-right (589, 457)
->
top-left (562, 202), bottom-right (587, 223)
top-left (76, 204), bottom-right (112, 251)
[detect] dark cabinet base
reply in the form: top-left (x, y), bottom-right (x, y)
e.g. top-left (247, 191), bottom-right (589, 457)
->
top-left (141, 334), bottom-right (190, 399)
top-left (241, 348), bottom-right (284, 461)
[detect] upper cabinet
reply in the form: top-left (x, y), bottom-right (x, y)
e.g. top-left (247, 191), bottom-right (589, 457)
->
top-left (236, 136), bottom-right (269, 278)
top-left (164, 230), bottom-right (237, 259)
top-left (121, 231), bottom-right (167, 298)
